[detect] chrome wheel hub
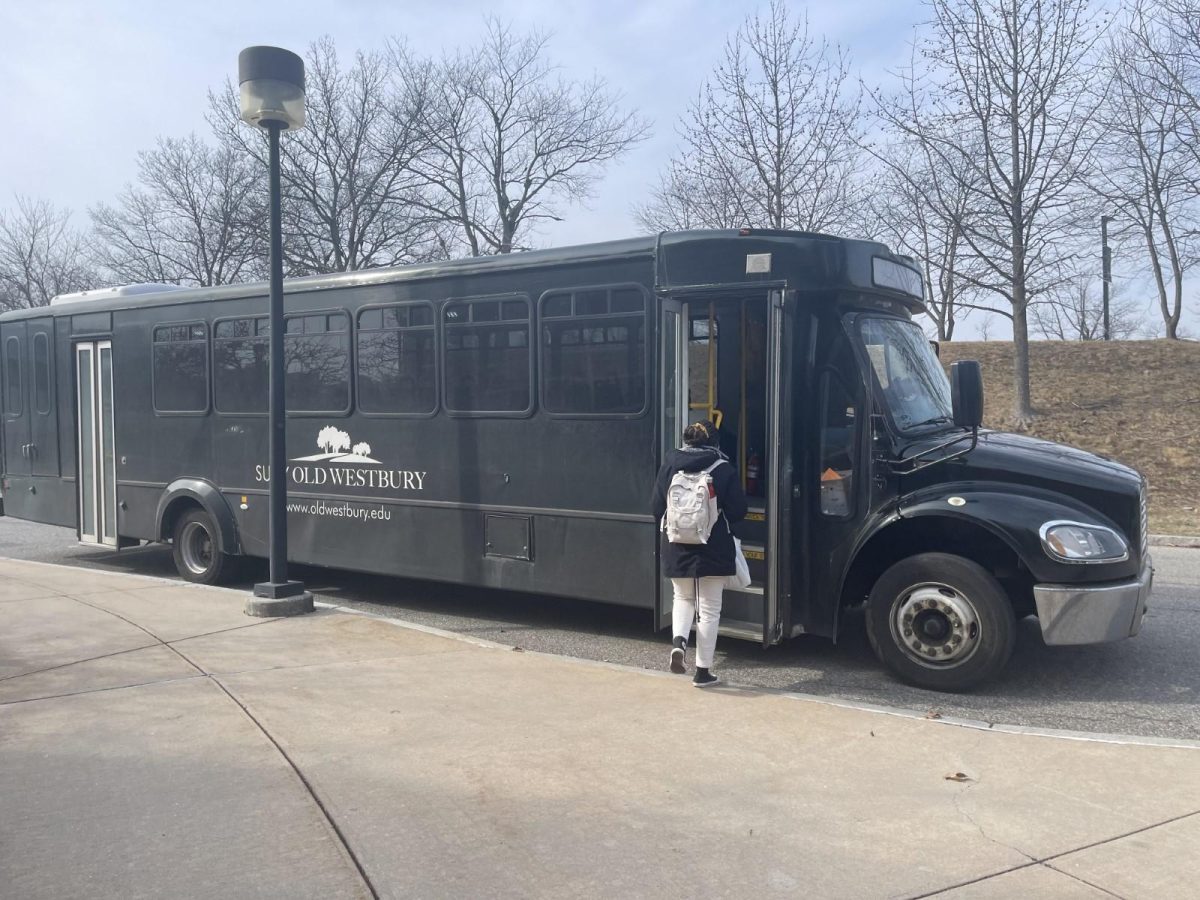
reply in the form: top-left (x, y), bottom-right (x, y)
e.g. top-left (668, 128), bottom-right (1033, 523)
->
top-left (890, 583), bottom-right (980, 668)
top-left (179, 522), bottom-right (214, 576)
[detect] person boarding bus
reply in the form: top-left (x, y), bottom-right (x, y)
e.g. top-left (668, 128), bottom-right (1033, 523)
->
top-left (652, 420), bottom-right (748, 687)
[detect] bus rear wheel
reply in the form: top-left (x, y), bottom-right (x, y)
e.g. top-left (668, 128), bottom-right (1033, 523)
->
top-left (172, 508), bottom-right (234, 585)
top-left (865, 552), bottom-right (1016, 692)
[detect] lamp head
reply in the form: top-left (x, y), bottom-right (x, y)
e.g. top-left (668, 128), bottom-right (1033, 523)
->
top-left (238, 46), bottom-right (305, 130)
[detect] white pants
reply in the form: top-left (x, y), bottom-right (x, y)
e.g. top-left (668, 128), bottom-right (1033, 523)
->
top-left (672, 576), bottom-right (724, 669)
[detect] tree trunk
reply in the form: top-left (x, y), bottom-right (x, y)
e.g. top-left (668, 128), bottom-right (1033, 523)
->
top-left (1010, 35), bottom-right (1033, 430)
top-left (1012, 299), bottom-right (1034, 428)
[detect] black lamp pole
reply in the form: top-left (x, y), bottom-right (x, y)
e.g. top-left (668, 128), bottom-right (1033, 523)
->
top-left (265, 120), bottom-right (290, 588)
top-left (239, 46), bottom-right (313, 617)
top-left (1101, 215), bottom-right (1114, 342)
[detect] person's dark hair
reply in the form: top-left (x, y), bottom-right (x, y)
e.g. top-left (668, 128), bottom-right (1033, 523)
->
top-left (683, 419), bottom-right (719, 447)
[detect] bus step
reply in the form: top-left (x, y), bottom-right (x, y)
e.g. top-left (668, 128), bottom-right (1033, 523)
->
top-left (717, 619), bottom-right (767, 642)
top-left (740, 506), bottom-right (768, 543)
top-left (741, 542), bottom-right (767, 584)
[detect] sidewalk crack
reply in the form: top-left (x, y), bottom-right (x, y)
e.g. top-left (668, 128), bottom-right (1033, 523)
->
top-left (947, 733), bottom-right (1038, 864)
top-left (1043, 865), bottom-right (1128, 899)
top-left (950, 776), bottom-right (1038, 864)
top-left (911, 809), bottom-right (1200, 898)
top-left (0, 641), bottom-right (160, 683)
top-left (170, 642), bottom-right (379, 900)
top-left (0, 674), bottom-right (207, 707)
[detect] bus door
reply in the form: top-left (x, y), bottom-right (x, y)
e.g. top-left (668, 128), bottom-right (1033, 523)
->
top-left (657, 292), bottom-right (789, 647)
top-left (2, 318), bottom-right (60, 515)
top-left (656, 297), bottom-right (686, 632)
top-left (2, 322), bottom-right (30, 489)
top-left (75, 340), bottom-right (117, 546)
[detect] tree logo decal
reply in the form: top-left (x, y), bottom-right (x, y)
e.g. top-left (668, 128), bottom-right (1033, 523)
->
top-left (292, 426), bottom-right (380, 464)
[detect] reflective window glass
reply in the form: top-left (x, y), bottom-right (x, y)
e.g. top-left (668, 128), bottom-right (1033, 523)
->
top-left (443, 297), bottom-right (531, 413)
top-left (153, 323), bottom-right (208, 413)
top-left (540, 286), bottom-right (646, 415)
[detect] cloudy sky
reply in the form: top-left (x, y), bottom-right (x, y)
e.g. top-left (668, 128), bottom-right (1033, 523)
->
top-left (1, 0), bottom-right (920, 236)
top-left (1, 0), bottom-right (1188, 338)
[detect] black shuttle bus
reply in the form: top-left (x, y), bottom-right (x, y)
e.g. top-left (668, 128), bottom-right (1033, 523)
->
top-left (0, 230), bottom-right (1152, 690)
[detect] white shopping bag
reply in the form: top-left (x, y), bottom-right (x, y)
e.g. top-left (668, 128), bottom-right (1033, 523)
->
top-left (727, 536), bottom-right (752, 589)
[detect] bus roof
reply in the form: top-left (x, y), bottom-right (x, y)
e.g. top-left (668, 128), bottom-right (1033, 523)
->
top-left (0, 229), bottom-right (918, 321)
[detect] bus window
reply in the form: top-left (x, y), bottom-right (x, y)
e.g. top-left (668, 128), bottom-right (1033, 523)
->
top-left (285, 312), bottom-right (351, 414)
top-left (818, 370), bottom-right (857, 518)
top-left (33, 332), bottom-right (51, 414)
top-left (4, 336), bottom-right (21, 416)
top-left (357, 303), bottom-right (436, 415)
top-left (540, 286), bottom-right (646, 415)
top-left (859, 317), bottom-right (951, 431)
top-left (214, 317), bottom-right (268, 414)
top-left (443, 297), bottom-right (531, 414)
top-left (153, 323), bottom-right (209, 414)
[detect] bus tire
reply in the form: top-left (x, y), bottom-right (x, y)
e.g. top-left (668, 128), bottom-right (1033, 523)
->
top-left (172, 508), bottom-right (235, 585)
top-left (865, 552), bottom-right (1016, 692)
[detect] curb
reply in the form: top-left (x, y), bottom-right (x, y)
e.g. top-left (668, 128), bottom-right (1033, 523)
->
top-left (315, 600), bottom-right (1200, 752)
top-left (5, 555), bottom-right (1200, 752)
top-left (1149, 534), bottom-right (1200, 549)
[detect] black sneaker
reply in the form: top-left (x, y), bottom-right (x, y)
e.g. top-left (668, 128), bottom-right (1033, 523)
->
top-left (693, 667), bottom-right (720, 688)
top-left (669, 637), bottom-right (687, 674)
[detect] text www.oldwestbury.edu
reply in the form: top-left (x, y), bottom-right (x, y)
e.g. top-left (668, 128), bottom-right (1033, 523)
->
top-left (286, 500), bottom-right (393, 521)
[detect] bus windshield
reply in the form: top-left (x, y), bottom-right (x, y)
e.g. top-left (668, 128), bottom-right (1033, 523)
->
top-left (858, 317), bottom-right (953, 432)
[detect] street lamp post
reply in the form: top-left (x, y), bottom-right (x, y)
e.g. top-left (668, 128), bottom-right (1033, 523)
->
top-left (239, 46), bottom-right (314, 618)
top-left (1101, 215), bottom-right (1114, 342)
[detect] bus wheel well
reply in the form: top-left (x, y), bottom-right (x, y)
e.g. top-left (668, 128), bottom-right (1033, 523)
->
top-left (839, 517), bottom-right (1034, 631)
top-left (159, 496), bottom-right (205, 543)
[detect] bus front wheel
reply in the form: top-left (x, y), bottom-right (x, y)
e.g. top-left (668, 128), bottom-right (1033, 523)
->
top-left (172, 508), bottom-right (234, 585)
top-left (865, 553), bottom-right (1016, 692)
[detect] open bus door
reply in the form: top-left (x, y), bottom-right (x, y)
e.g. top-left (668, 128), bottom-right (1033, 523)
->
top-left (657, 290), bottom-right (789, 647)
top-left (656, 297), bottom-right (685, 633)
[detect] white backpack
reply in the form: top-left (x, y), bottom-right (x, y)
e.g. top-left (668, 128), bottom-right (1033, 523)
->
top-left (662, 460), bottom-right (724, 544)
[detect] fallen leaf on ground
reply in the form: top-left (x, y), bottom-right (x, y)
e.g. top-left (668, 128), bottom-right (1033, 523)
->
top-left (944, 772), bottom-right (973, 783)
top-left (926, 709), bottom-right (943, 719)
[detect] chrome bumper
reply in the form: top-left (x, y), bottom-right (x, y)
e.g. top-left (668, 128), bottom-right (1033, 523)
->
top-left (1033, 562), bottom-right (1152, 645)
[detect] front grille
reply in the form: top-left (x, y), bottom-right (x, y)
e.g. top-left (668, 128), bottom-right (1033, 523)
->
top-left (1139, 479), bottom-right (1149, 562)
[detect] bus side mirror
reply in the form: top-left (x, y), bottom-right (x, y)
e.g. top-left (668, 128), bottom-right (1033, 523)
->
top-left (950, 360), bottom-right (983, 428)
top-left (929, 340), bottom-right (940, 358)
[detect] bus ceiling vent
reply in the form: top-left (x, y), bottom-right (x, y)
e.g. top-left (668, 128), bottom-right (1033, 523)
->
top-left (49, 283), bottom-right (189, 306)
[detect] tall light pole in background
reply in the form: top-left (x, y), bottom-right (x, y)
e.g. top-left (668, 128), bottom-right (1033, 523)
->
top-left (1101, 214), bottom-right (1114, 341)
top-left (239, 46), bottom-right (314, 618)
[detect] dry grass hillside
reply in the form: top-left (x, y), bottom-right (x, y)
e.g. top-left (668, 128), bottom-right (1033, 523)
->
top-left (939, 340), bottom-right (1200, 536)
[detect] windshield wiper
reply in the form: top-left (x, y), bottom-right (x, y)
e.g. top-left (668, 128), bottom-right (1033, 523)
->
top-left (904, 415), bottom-right (954, 429)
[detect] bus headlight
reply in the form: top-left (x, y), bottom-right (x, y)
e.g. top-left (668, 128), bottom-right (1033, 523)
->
top-left (1039, 521), bottom-right (1129, 564)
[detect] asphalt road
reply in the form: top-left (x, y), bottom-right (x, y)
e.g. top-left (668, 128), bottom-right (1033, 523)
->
top-left (2, 516), bottom-right (1197, 741)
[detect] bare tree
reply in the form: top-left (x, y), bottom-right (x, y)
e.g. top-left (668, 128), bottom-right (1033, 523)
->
top-left (873, 0), bottom-right (1105, 427)
top-left (636, 149), bottom-right (747, 233)
top-left (1095, 0), bottom-right (1199, 339)
top-left (638, 2), bottom-right (862, 234)
top-left (211, 37), bottom-right (442, 275)
top-left (977, 311), bottom-right (998, 340)
top-left (1145, 0), bottom-right (1200, 177)
top-left (398, 20), bottom-right (649, 256)
top-left (865, 46), bottom-right (1011, 342)
top-left (90, 134), bottom-right (265, 287)
top-left (0, 196), bottom-right (95, 310)
top-left (1031, 273), bottom-right (1143, 340)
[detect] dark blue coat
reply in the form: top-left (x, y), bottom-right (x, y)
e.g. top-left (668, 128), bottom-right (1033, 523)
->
top-left (651, 446), bottom-right (748, 578)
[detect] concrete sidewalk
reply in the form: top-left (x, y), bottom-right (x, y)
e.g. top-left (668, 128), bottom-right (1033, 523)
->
top-left (2, 559), bottom-right (1198, 900)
